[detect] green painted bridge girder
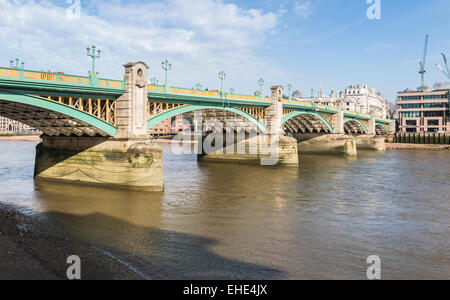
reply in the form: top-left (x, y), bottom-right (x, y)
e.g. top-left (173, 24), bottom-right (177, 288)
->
top-left (0, 78), bottom-right (124, 97)
top-left (283, 111), bottom-right (334, 133)
top-left (147, 92), bottom-right (272, 108)
top-left (0, 91), bottom-right (118, 137)
top-left (147, 104), bottom-right (267, 133)
top-left (376, 123), bottom-right (389, 134)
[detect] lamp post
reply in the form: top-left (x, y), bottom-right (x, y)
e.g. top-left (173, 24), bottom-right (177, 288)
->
top-left (10, 58), bottom-right (25, 69)
top-left (162, 60), bottom-right (172, 85)
top-left (311, 88), bottom-right (316, 109)
top-left (258, 78), bottom-right (264, 100)
top-left (218, 71), bottom-right (226, 107)
top-left (288, 83), bottom-right (293, 103)
top-left (218, 71), bottom-right (226, 92)
top-left (196, 83), bottom-right (203, 90)
top-left (86, 45), bottom-right (101, 82)
top-left (150, 77), bottom-right (159, 85)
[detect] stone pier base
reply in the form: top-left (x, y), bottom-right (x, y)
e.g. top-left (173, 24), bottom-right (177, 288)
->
top-left (198, 135), bottom-right (299, 166)
top-left (34, 136), bottom-right (164, 192)
top-left (355, 135), bottom-right (386, 151)
top-left (297, 134), bottom-right (357, 156)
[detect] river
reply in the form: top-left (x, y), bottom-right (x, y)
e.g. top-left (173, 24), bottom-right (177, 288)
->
top-left (0, 141), bottom-right (448, 279)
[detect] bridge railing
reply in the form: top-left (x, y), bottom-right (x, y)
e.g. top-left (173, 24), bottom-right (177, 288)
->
top-left (147, 84), bottom-right (272, 103)
top-left (0, 67), bottom-right (124, 89)
top-left (344, 111), bottom-right (371, 119)
top-left (282, 99), bottom-right (339, 113)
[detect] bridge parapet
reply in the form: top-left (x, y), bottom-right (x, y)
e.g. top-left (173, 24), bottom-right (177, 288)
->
top-left (0, 67), bottom-right (125, 90)
top-left (147, 83), bottom-right (272, 104)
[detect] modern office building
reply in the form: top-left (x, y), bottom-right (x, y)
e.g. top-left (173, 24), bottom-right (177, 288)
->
top-left (396, 89), bottom-right (449, 133)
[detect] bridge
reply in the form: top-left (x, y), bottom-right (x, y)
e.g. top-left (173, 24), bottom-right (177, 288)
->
top-left (0, 62), bottom-right (392, 191)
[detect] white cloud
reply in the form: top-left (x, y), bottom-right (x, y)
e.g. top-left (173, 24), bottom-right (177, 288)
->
top-left (293, 1), bottom-right (314, 19)
top-left (0, 0), bottom-right (286, 94)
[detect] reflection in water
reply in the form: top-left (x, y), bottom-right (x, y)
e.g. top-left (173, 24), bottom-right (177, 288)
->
top-left (0, 141), bottom-right (449, 279)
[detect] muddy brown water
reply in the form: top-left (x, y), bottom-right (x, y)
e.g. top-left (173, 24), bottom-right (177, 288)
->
top-left (0, 141), bottom-right (449, 279)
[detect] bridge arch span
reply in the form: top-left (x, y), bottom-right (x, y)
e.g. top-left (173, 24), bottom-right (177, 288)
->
top-left (0, 91), bottom-right (118, 137)
top-left (147, 104), bottom-right (267, 133)
top-left (283, 111), bottom-right (333, 134)
top-left (375, 124), bottom-right (389, 135)
top-left (344, 118), bottom-right (368, 134)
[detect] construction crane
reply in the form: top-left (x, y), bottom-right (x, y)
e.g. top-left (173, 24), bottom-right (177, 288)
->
top-left (436, 53), bottom-right (450, 80)
top-left (418, 34), bottom-right (429, 91)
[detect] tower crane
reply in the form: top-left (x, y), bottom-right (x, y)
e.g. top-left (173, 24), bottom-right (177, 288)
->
top-left (418, 34), bottom-right (429, 91)
top-left (436, 53), bottom-right (450, 80)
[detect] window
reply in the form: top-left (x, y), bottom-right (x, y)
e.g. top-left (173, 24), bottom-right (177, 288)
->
top-left (406, 120), bottom-right (417, 126)
top-left (427, 120), bottom-right (439, 126)
top-left (402, 104), bottom-right (421, 109)
top-left (424, 111), bottom-right (444, 117)
top-left (402, 112), bottom-right (420, 118)
top-left (424, 103), bottom-right (444, 108)
top-left (424, 95), bottom-right (445, 99)
top-left (400, 96), bottom-right (421, 100)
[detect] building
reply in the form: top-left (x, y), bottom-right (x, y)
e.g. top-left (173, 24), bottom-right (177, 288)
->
top-left (0, 117), bottom-right (39, 135)
top-left (293, 85), bottom-right (389, 118)
top-left (396, 88), bottom-right (450, 133)
top-left (151, 115), bottom-right (189, 134)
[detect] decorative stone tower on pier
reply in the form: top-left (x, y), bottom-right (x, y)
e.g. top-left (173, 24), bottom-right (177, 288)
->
top-left (264, 86), bottom-right (299, 165)
top-left (116, 62), bottom-right (149, 139)
top-left (34, 62), bottom-right (164, 191)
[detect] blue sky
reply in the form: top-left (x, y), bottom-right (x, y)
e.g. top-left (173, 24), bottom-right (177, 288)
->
top-left (1, 0), bottom-right (449, 102)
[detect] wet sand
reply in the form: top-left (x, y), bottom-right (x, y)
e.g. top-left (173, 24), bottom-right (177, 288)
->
top-left (0, 136), bottom-right (41, 142)
top-left (0, 206), bottom-right (143, 280)
top-left (386, 143), bottom-right (450, 150)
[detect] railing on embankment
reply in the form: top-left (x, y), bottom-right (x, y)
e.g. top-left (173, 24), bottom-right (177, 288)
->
top-left (388, 133), bottom-right (450, 145)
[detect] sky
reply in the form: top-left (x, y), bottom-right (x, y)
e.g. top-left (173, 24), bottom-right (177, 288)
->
top-left (0, 0), bottom-right (449, 102)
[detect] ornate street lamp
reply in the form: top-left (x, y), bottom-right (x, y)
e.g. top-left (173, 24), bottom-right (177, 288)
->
top-left (10, 58), bottom-right (25, 69)
top-left (218, 71), bottom-right (227, 107)
top-left (287, 83), bottom-right (293, 103)
top-left (258, 78), bottom-right (264, 100)
top-left (218, 71), bottom-right (226, 92)
top-left (150, 77), bottom-right (159, 85)
top-left (86, 45), bottom-right (101, 80)
top-left (162, 60), bottom-right (172, 85)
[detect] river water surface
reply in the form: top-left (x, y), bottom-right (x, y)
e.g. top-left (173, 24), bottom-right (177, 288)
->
top-left (0, 141), bottom-right (449, 279)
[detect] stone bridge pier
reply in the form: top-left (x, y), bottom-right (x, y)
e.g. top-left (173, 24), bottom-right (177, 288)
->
top-left (198, 86), bottom-right (299, 166)
top-left (354, 113), bottom-right (386, 151)
top-left (293, 111), bottom-right (358, 156)
top-left (34, 62), bottom-right (164, 191)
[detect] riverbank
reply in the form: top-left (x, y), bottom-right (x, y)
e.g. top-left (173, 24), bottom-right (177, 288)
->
top-left (154, 138), bottom-right (198, 144)
top-left (0, 206), bottom-right (143, 280)
top-left (386, 143), bottom-right (450, 151)
top-left (0, 136), bottom-right (41, 141)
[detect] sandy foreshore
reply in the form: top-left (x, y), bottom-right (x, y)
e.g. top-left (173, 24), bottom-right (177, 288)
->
top-left (0, 206), bottom-right (143, 280)
top-left (386, 143), bottom-right (450, 151)
top-left (0, 136), bottom-right (41, 142)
